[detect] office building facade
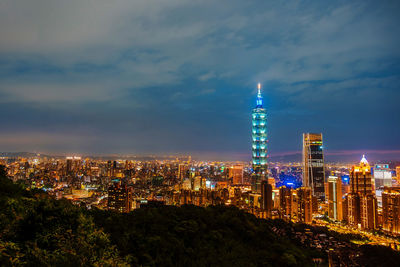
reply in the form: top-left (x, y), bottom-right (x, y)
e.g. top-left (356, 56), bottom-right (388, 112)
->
top-left (382, 187), bottom-right (400, 234)
top-left (345, 156), bottom-right (378, 230)
top-left (328, 176), bottom-right (343, 221)
top-left (261, 180), bottom-right (273, 217)
top-left (107, 180), bottom-right (132, 213)
top-left (302, 133), bottom-right (325, 201)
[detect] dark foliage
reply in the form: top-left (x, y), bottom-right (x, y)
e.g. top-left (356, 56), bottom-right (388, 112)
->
top-left (356, 245), bottom-right (400, 267)
top-left (89, 205), bottom-right (319, 266)
top-left (0, 165), bottom-right (126, 266)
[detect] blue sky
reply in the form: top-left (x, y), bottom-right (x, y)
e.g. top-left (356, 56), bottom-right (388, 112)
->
top-left (0, 0), bottom-right (399, 160)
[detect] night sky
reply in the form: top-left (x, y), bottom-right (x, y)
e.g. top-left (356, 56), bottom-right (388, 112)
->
top-left (0, 1), bottom-right (399, 161)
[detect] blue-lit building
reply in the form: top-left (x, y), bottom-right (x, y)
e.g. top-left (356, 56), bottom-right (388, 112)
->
top-left (252, 83), bottom-right (268, 193)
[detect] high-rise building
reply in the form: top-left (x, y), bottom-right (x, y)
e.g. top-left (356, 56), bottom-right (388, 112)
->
top-left (345, 155), bottom-right (378, 230)
top-left (360, 193), bottom-right (378, 230)
top-left (396, 166), bottom-right (400, 183)
top-left (294, 187), bottom-right (313, 224)
top-left (66, 158), bottom-right (72, 174)
top-left (279, 186), bottom-right (292, 221)
top-left (328, 176), bottom-right (343, 221)
top-left (232, 164), bottom-right (244, 185)
top-left (350, 155), bottom-right (373, 195)
top-left (278, 186), bottom-right (313, 223)
top-left (107, 180), bottom-right (132, 213)
top-left (252, 83), bottom-right (268, 193)
top-left (342, 196), bottom-right (348, 222)
top-left (346, 193), bottom-right (360, 227)
top-left (302, 133), bottom-right (325, 201)
top-left (178, 164), bottom-right (189, 181)
top-left (382, 187), bottom-right (400, 234)
top-left (261, 180), bottom-right (272, 217)
top-left (193, 176), bottom-right (206, 191)
top-left (374, 164), bottom-right (392, 189)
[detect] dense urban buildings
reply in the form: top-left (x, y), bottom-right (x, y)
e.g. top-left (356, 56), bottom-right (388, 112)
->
top-left (302, 133), bottom-right (326, 201)
top-left (2, 151), bottom-right (400, 254)
top-left (251, 83), bottom-right (268, 193)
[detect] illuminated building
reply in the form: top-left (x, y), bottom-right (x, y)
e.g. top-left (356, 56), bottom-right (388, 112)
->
top-left (302, 133), bottom-right (325, 201)
top-left (252, 83), bottom-right (268, 193)
top-left (312, 196), bottom-right (318, 214)
top-left (360, 193), bottom-right (378, 230)
top-left (261, 180), bottom-right (272, 217)
top-left (382, 187), bottom-right (400, 234)
top-left (342, 196), bottom-right (348, 222)
top-left (279, 186), bottom-right (292, 221)
top-left (346, 155), bottom-right (378, 230)
top-left (374, 164), bottom-right (392, 189)
top-left (193, 176), bottom-right (206, 191)
top-left (107, 180), bottom-right (132, 213)
top-left (182, 178), bottom-right (191, 190)
top-left (249, 193), bottom-right (261, 209)
top-left (178, 164), bottom-right (189, 181)
top-left (350, 155), bottom-right (373, 195)
top-left (294, 187), bottom-right (313, 224)
top-left (231, 164), bottom-right (244, 184)
top-left (328, 176), bottom-right (342, 221)
top-left (66, 158), bottom-right (72, 174)
top-left (397, 166), bottom-right (400, 183)
top-left (268, 177), bottom-right (276, 189)
top-left (346, 193), bottom-right (360, 227)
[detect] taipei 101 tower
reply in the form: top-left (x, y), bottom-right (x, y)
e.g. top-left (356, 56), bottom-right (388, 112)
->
top-left (251, 83), bottom-right (268, 193)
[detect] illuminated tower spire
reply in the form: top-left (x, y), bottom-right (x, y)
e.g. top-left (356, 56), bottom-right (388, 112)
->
top-left (252, 83), bottom-right (268, 193)
top-left (360, 154), bottom-right (369, 166)
top-left (256, 83), bottom-right (263, 107)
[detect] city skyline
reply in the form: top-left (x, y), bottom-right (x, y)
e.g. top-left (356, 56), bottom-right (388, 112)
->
top-left (0, 0), bottom-right (400, 160)
top-left (1, 1), bottom-right (400, 266)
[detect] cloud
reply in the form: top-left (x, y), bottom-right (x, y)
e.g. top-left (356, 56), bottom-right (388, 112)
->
top-left (0, 0), bottom-right (399, 155)
top-left (1, 0), bottom-right (399, 101)
top-left (198, 72), bottom-right (216, 81)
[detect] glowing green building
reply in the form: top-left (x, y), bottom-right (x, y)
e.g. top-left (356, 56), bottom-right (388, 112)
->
top-left (252, 83), bottom-right (268, 193)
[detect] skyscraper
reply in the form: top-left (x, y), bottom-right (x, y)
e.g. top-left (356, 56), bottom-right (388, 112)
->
top-left (231, 164), bottom-right (244, 185)
top-left (350, 155), bottom-right (373, 195)
top-left (328, 176), bottom-right (343, 221)
top-left (261, 180), bottom-right (272, 217)
top-left (107, 180), bottom-right (132, 213)
top-left (382, 187), bottom-right (400, 234)
top-left (374, 164), bottom-right (392, 189)
top-left (279, 186), bottom-right (292, 221)
top-left (396, 166), bottom-right (400, 183)
top-left (178, 163), bottom-right (189, 182)
top-left (294, 187), bottom-right (313, 224)
top-left (302, 133), bottom-right (325, 201)
top-left (252, 83), bottom-right (267, 193)
top-left (345, 155), bottom-right (378, 230)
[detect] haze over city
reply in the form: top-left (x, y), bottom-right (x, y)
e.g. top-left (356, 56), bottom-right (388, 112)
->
top-left (0, 0), bottom-right (399, 161)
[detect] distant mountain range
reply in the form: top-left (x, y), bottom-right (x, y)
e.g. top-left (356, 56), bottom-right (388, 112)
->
top-left (1, 151), bottom-right (399, 165)
top-left (0, 152), bottom-right (45, 158)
